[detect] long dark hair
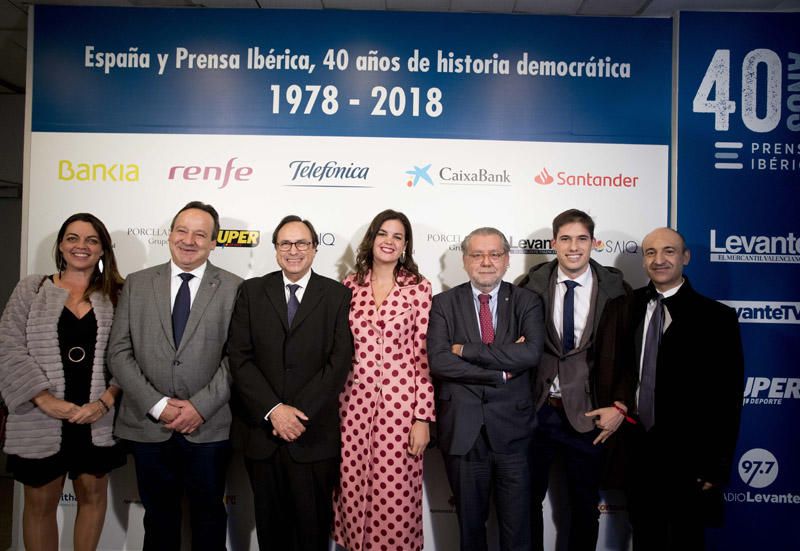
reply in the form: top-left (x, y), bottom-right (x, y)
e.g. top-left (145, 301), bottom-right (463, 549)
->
top-left (54, 213), bottom-right (125, 306)
top-left (354, 209), bottom-right (421, 286)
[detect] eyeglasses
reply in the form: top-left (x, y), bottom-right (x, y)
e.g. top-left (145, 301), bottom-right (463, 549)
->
top-left (466, 251), bottom-right (506, 262)
top-left (277, 240), bottom-right (313, 251)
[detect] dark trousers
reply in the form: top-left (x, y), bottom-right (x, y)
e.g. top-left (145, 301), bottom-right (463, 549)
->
top-left (444, 427), bottom-right (532, 551)
top-left (245, 446), bottom-right (339, 551)
top-left (530, 404), bottom-right (605, 551)
top-left (129, 434), bottom-right (231, 551)
top-left (625, 426), bottom-right (706, 551)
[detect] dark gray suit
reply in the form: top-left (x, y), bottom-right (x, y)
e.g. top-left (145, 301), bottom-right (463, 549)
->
top-left (428, 281), bottom-right (544, 551)
top-left (108, 260), bottom-right (242, 550)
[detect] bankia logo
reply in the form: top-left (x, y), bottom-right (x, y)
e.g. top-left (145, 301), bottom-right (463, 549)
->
top-left (168, 157), bottom-right (252, 189)
top-left (532, 166), bottom-right (639, 189)
top-left (721, 301), bottom-right (800, 324)
top-left (405, 164), bottom-right (434, 187)
top-left (216, 229), bottom-right (260, 248)
top-left (287, 160), bottom-right (371, 188)
top-left (742, 376), bottom-right (800, 406)
top-left (58, 160), bottom-right (139, 182)
top-left (710, 229), bottom-right (800, 263)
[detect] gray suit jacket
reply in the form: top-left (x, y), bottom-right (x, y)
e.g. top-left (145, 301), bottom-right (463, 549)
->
top-left (108, 261), bottom-right (242, 443)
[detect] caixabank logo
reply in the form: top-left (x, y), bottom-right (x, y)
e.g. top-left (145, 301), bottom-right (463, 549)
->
top-left (404, 163), bottom-right (511, 188)
top-left (742, 376), bottom-right (800, 406)
top-left (216, 229), bottom-right (260, 248)
top-left (710, 229), bottom-right (800, 263)
top-left (725, 448), bottom-right (800, 506)
top-left (532, 166), bottom-right (639, 189)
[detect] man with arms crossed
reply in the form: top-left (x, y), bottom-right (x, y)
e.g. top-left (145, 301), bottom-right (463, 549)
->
top-left (520, 209), bottom-right (631, 551)
top-left (227, 215), bottom-right (353, 551)
top-left (428, 227), bottom-right (544, 551)
top-left (623, 227), bottom-right (743, 550)
top-left (109, 201), bottom-right (242, 550)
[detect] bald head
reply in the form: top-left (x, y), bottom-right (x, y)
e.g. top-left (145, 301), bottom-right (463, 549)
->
top-left (642, 227), bottom-right (690, 292)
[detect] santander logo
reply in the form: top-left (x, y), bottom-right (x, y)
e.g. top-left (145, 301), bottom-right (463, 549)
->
top-left (534, 167), bottom-right (554, 185)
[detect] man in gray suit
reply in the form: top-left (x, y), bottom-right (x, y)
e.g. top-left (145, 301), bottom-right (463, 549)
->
top-left (109, 201), bottom-right (242, 551)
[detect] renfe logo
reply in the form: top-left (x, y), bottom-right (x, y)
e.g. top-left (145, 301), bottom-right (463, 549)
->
top-left (710, 229), bottom-right (800, 263)
top-left (168, 157), bottom-right (252, 189)
top-left (721, 301), bottom-right (800, 324)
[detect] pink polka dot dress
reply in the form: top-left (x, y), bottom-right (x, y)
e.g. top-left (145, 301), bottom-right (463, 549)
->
top-left (333, 269), bottom-right (436, 551)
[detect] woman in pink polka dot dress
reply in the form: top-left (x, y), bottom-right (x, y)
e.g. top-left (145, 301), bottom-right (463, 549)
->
top-left (333, 209), bottom-right (436, 551)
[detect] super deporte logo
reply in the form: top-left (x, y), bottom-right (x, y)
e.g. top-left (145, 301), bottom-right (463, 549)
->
top-left (742, 377), bottom-right (800, 406)
top-left (216, 230), bottom-right (260, 248)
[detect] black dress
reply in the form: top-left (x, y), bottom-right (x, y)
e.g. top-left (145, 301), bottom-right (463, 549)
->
top-left (8, 307), bottom-right (125, 487)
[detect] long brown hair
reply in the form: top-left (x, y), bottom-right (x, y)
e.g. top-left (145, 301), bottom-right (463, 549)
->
top-left (354, 209), bottom-right (421, 286)
top-left (54, 213), bottom-right (125, 306)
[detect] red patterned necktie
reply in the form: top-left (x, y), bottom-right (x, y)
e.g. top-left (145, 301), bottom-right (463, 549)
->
top-left (479, 293), bottom-right (494, 344)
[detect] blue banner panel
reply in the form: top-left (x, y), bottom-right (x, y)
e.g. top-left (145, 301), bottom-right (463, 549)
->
top-left (32, 6), bottom-right (671, 143)
top-left (677, 11), bottom-right (800, 550)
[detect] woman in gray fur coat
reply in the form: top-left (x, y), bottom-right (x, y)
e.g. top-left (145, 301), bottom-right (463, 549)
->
top-left (0, 213), bottom-right (125, 551)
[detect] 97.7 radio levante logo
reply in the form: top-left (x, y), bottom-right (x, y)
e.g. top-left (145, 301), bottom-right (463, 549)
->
top-left (691, 49), bottom-right (800, 172)
top-left (725, 448), bottom-right (800, 505)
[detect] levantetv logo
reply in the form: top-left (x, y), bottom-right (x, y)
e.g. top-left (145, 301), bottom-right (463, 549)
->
top-left (709, 229), bottom-right (800, 263)
top-left (721, 301), bottom-right (800, 324)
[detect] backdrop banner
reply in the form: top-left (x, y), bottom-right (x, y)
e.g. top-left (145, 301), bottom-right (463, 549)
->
top-left (677, 10), bottom-right (800, 551)
top-left (21, 5), bottom-right (672, 550)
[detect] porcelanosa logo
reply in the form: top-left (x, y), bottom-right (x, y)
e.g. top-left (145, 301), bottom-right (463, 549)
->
top-left (128, 226), bottom-right (169, 246)
top-left (287, 160), bottom-right (371, 188)
top-left (709, 229), bottom-right (800, 263)
top-left (532, 166), bottom-right (639, 189)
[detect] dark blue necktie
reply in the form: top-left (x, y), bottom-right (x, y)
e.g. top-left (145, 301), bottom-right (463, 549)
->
top-left (287, 284), bottom-right (300, 326)
top-left (172, 273), bottom-right (194, 347)
top-left (639, 293), bottom-right (664, 431)
top-left (562, 280), bottom-right (580, 353)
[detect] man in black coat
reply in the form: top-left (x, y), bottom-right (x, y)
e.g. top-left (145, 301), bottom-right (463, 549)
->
top-left (227, 215), bottom-right (353, 551)
top-left (428, 227), bottom-right (544, 551)
top-left (622, 227), bottom-right (744, 550)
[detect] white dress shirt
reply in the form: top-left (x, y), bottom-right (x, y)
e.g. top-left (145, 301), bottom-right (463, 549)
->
top-left (149, 261), bottom-right (208, 420)
top-left (265, 270), bottom-right (313, 421)
top-left (549, 266), bottom-right (594, 397)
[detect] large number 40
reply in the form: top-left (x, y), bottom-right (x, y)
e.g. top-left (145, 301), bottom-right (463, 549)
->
top-left (692, 48), bottom-right (782, 133)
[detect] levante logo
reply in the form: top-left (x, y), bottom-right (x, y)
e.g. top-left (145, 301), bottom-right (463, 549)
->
top-left (709, 229), bottom-right (800, 263)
